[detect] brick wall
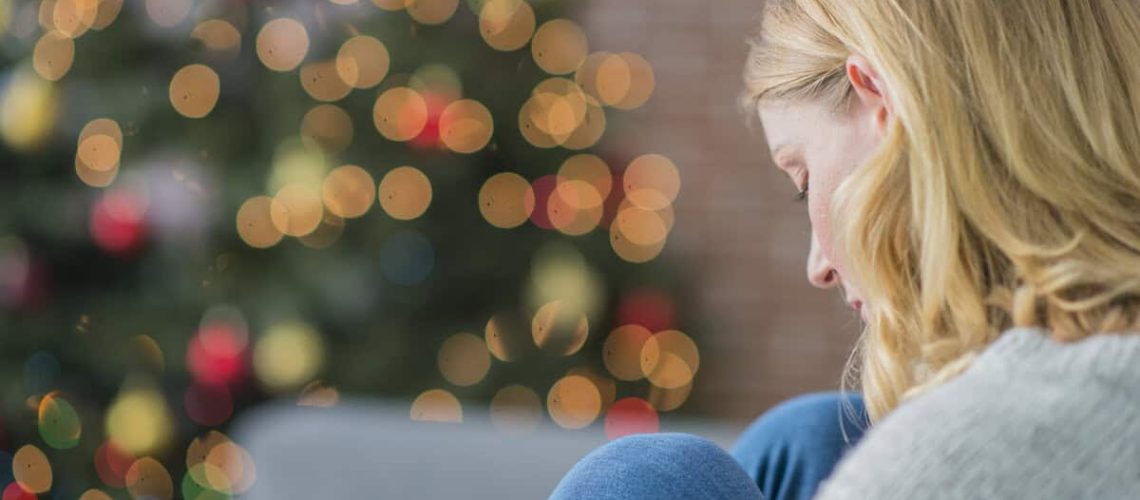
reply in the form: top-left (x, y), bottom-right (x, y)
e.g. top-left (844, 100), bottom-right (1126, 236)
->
top-left (579, 0), bottom-right (863, 422)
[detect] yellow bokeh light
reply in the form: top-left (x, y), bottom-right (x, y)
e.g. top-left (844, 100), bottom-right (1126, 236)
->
top-left (76, 118), bottom-right (123, 185)
top-left (410, 63), bottom-right (463, 102)
top-left (479, 172), bottom-right (534, 229)
top-left (531, 300), bottom-right (589, 356)
top-left (614, 205), bottom-right (668, 246)
top-left (640, 330), bottom-right (700, 389)
top-left (300, 60), bottom-right (352, 102)
top-left (191, 19), bottom-right (242, 59)
top-left (546, 375), bottom-right (600, 429)
top-left (236, 196), bottom-right (284, 249)
top-left (132, 334), bottom-right (165, 372)
top-left (298, 380), bottom-right (341, 407)
top-left (145, 0), bottom-right (191, 28)
top-left (187, 431), bottom-right (256, 494)
top-left (76, 155), bottom-right (118, 187)
top-left (92, 0), bottom-right (123, 29)
top-left (437, 333), bottom-right (491, 386)
top-left (0, 69), bottom-right (58, 152)
top-left (624, 153), bottom-right (681, 210)
top-left (484, 313), bottom-right (527, 362)
top-left (372, 0), bottom-right (405, 11)
top-left (301, 104), bottom-right (354, 154)
top-left (610, 219), bottom-right (666, 263)
top-left (254, 321), bottom-right (325, 392)
top-left (378, 165), bottom-right (432, 220)
top-left (298, 213), bottom-right (345, 249)
top-left (268, 141), bottom-right (330, 192)
top-left (336, 35), bottom-right (390, 89)
top-left (13, 444), bottom-right (52, 493)
top-left (603, 324), bottom-right (652, 381)
top-left (373, 87), bottom-right (429, 142)
top-left (169, 64), bottom-right (221, 119)
top-left (79, 117), bottom-right (123, 151)
top-left (531, 19), bottom-right (588, 75)
top-left (106, 386), bottom-right (174, 455)
top-left (410, 389), bottom-right (462, 423)
top-left (560, 95), bottom-right (606, 150)
top-left (79, 490), bottom-right (113, 500)
top-left (322, 164), bottom-right (376, 218)
top-left (33, 30), bottom-right (75, 81)
top-left (257, 18), bottom-right (309, 72)
top-left (439, 99), bottom-right (494, 154)
top-left (490, 385), bottom-right (542, 434)
top-left (566, 366), bottom-right (616, 411)
top-left (479, 0), bottom-right (534, 52)
top-left (406, 0), bottom-right (459, 25)
top-left (270, 183), bottom-right (325, 237)
top-left (125, 457), bottom-right (173, 500)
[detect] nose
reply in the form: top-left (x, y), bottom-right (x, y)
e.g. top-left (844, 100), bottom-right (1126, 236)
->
top-left (806, 230), bottom-right (839, 289)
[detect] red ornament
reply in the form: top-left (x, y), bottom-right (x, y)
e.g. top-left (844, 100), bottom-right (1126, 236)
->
top-left (604, 397), bottom-right (660, 440)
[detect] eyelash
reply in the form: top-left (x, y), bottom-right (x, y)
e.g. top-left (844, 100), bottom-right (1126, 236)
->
top-left (794, 188), bottom-right (808, 202)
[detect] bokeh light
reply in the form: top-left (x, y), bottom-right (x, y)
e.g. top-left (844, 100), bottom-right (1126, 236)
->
top-left (106, 385), bottom-right (174, 455)
top-left (378, 166), bottom-right (432, 220)
top-left (125, 457), bottom-right (173, 500)
top-left (95, 441), bottom-right (134, 489)
top-left (531, 19), bottom-right (587, 75)
top-left (145, 0), bottom-right (191, 28)
top-left (301, 104), bottom-right (355, 155)
top-left (546, 375), bottom-right (600, 429)
top-left (410, 389), bottom-right (462, 423)
top-left (566, 366), bottom-right (615, 412)
top-left (79, 489), bottom-right (112, 500)
top-left (32, 30), bottom-right (74, 81)
top-left (640, 329), bottom-right (700, 390)
top-left (336, 35), bottom-right (390, 89)
top-left (236, 196), bottom-right (284, 249)
top-left (603, 324), bottom-right (652, 381)
top-left (12, 444), bottom-right (51, 494)
top-left (169, 64), bottom-right (221, 119)
top-left (406, 0), bottom-right (460, 25)
top-left (50, 0), bottom-right (96, 38)
top-left (298, 381), bottom-right (340, 407)
top-left (624, 153), bottom-right (681, 211)
top-left (256, 18), bottom-right (309, 72)
top-left (300, 60), bottom-right (352, 102)
top-left (490, 385), bottom-right (542, 434)
top-left (191, 19), bottom-right (242, 60)
top-left (604, 397), bottom-right (659, 440)
top-left (186, 431), bottom-right (256, 495)
top-left (253, 321), bottom-right (325, 392)
top-left (531, 300), bottom-right (589, 356)
top-left (37, 391), bottom-right (81, 449)
top-left (0, 69), bottom-right (58, 152)
top-left (437, 333), bottom-right (491, 386)
top-left (374, 87), bottom-right (429, 142)
top-left (479, 172), bottom-right (535, 229)
top-left (646, 380), bottom-right (692, 412)
top-left (270, 183), bottom-right (324, 237)
top-left (438, 99), bottom-right (494, 154)
top-left (479, 0), bottom-right (534, 52)
top-left (484, 312), bottom-right (529, 362)
top-left (322, 165), bottom-right (376, 219)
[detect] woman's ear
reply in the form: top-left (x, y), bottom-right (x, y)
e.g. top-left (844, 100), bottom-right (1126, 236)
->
top-left (845, 54), bottom-right (892, 137)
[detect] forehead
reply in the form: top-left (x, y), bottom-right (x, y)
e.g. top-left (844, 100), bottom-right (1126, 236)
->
top-left (757, 101), bottom-right (827, 157)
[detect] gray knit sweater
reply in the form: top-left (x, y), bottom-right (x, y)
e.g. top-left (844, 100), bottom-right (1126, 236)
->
top-left (815, 326), bottom-right (1140, 499)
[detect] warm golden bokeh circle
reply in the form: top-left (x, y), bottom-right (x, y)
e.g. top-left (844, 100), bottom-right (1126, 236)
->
top-left (490, 384), bottom-right (542, 434)
top-left (614, 205), bottom-right (668, 247)
top-left (372, 0), bottom-right (405, 10)
top-left (256, 18), bottom-right (310, 72)
top-left (301, 104), bottom-right (354, 154)
top-left (437, 333), bottom-right (492, 386)
top-left (322, 165), bottom-right (376, 219)
top-left (169, 64), bottom-right (221, 119)
top-left (548, 179), bottom-right (604, 236)
top-left (298, 214), bottom-right (346, 249)
top-left (145, 0), bottom-right (191, 28)
top-left (270, 183), bottom-right (325, 237)
top-left (378, 165), bottom-right (433, 220)
top-left (610, 220), bottom-right (667, 263)
top-left (51, 0), bottom-right (95, 38)
top-left (639, 330), bottom-right (700, 389)
top-left (479, 172), bottom-right (535, 228)
top-left (77, 134), bottom-right (120, 172)
top-left (300, 60), bottom-right (352, 102)
top-left (531, 300), bottom-right (589, 356)
top-left (439, 99), bottom-right (494, 153)
top-left (254, 321), bottom-right (325, 392)
top-left (191, 19), bottom-right (242, 58)
top-left (33, 30), bottom-right (75, 81)
top-left (13, 444), bottom-right (52, 493)
top-left (236, 196), bottom-right (284, 249)
top-left (558, 154), bottom-right (612, 199)
top-left (647, 379), bottom-right (692, 412)
top-left (125, 457), bottom-right (173, 500)
top-left (603, 324), bottom-right (653, 381)
top-left (373, 87), bottom-right (429, 142)
top-left (624, 153), bottom-right (681, 210)
top-left (410, 389), bottom-right (463, 423)
top-left (546, 375), bottom-right (601, 429)
top-left (406, 0), bottom-right (460, 25)
top-left (531, 19), bottom-right (588, 75)
top-left (479, 0), bottom-right (535, 52)
top-left (336, 35), bottom-right (390, 89)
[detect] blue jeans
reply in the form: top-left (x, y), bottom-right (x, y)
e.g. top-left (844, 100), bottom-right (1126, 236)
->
top-left (550, 391), bottom-right (868, 500)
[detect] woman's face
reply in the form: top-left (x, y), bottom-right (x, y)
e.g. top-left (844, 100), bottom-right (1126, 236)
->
top-left (758, 90), bottom-right (886, 320)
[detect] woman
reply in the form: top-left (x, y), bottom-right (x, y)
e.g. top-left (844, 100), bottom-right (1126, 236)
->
top-left (552, 0), bottom-right (1140, 498)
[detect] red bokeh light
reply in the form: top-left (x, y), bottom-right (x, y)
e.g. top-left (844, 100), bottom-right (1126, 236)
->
top-left (90, 192), bottom-right (147, 256)
top-left (186, 322), bottom-right (248, 387)
top-left (185, 382), bottom-right (234, 427)
top-left (94, 441), bottom-right (135, 489)
top-left (604, 397), bottom-right (660, 440)
top-left (616, 288), bottom-right (676, 333)
top-left (528, 175), bottom-right (557, 230)
top-left (409, 92), bottom-right (448, 150)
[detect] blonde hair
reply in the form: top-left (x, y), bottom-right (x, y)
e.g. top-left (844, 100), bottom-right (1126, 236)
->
top-left (744, 0), bottom-right (1140, 423)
